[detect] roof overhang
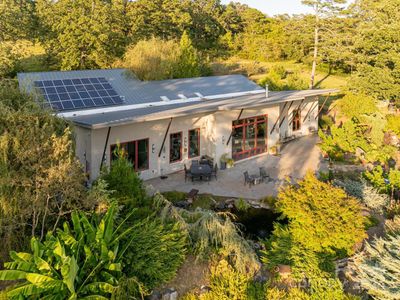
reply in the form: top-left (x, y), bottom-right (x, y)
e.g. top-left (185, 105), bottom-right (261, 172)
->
top-left (69, 89), bottom-right (339, 129)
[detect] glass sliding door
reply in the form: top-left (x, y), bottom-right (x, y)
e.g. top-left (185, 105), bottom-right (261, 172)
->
top-left (110, 138), bottom-right (149, 171)
top-left (231, 115), bottom-right (268, 161)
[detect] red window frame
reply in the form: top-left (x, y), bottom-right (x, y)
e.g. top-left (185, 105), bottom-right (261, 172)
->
top-left (231, 114), bottom-right (268, 161)
top-left (110, 138), bottom-right (149, 171)
top-left (188, 128), bottom-right (200, 158)
top-left (170, 131), bottom-right (183, 163)
top-left (292, 109), bottom-right (301, 131)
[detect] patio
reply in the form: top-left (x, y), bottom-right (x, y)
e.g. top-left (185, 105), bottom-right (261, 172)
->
top-left (145, 134), bottom-right (327, 200)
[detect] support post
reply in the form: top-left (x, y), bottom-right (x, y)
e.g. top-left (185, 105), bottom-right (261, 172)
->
top-left (100, 126), bottom-right (111, 172)
top-left (159, 117), bottom-right (173, 157)
top-left (315, 94), bottom-right (330, 120)
top-left (279, 101), bottom-right (294, 128)
top-left (270, 102), bottom-right (287, 135)
top-left (288, 99), bottom-right (305, 125)
top-left (303, 101), bottom-right (319, 123)
top-left (226, 108), bottom-right (244, 146)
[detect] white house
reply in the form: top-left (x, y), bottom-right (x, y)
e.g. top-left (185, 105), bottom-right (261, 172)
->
top-left (18, 68), bottom-right (336, 181)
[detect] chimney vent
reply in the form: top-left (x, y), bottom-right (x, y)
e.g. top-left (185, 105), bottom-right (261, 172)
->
top-left (265, 85), bottom-right (269, 98)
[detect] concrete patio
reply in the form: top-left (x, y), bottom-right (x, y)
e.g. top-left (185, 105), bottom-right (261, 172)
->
top-left (145, 134), bottom-right (327, 200)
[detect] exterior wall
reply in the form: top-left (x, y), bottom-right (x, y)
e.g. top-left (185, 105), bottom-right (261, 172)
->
top-left (73, 126), bottom-right (91, 174)
top-left (89, 113), bottom-right (216, 181)
top-left (279, 97), bottom-right (319, 140)
top-left (73, 97), bottom-right (319, 181)
top-left (214, 105), bottom-right (280, 163)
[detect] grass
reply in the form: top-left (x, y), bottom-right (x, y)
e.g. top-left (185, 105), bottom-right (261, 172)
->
top-left (211, 57), bottom-right (349, 90)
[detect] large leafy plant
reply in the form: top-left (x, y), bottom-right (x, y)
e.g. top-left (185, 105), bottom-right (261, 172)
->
top-left (0, 204), bottom-right (143, 299)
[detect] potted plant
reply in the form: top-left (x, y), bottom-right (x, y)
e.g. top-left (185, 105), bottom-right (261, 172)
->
top-left (220, 153), bottom-right (228, 170)
top-left (226, 158), bottom-right (235, 169)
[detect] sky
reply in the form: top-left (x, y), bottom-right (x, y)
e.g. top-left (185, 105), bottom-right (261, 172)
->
top-left (220, 0), bottom-right (314, 16)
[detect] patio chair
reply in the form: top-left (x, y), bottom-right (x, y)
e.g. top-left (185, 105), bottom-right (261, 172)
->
top-left (211, 164), bottom-right (218, 180)
top-left (191, 160), bottom-right (199, 166)
top-left (259, 167), bottom-right (270, 182)
top-left (184, 164), bottom-right (193, 182)
top-left (243, 171), bottom-right (254, 187)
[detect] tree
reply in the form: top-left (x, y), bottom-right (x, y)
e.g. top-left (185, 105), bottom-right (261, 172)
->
top-left (0, 204), bottom-right (145, 299)
top-left (177, 31), bottom-right (202, 78)
top-left (123, 38), bottom-right (181, 81)
top-left (301, 0), bottom-right (347, 88)
top-left (351, 0), bottom-right (400, 105)
top-left (35, 0), bottom-right (129, 70)
top-left (0, 83), bottom-right (91, 257)
top-left (352, 233), bottom-right (400, 300)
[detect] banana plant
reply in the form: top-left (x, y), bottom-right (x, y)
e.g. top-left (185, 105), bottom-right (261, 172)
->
top-left (0, 203), bottom-right (138, 299)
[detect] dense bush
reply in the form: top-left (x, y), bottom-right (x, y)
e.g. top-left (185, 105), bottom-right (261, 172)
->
top-left (123, 33), bottom-right (208, 81)
top-left (352, 233), bottom-right (400, 299)
top-left (0, 83), bottom-right (92, 259)
top-left (0, 204), bottom-right (145, 299)
top-left (262, 173), bottom-right (365, 280)
top-left (337, 92), bottom-right (377, 120)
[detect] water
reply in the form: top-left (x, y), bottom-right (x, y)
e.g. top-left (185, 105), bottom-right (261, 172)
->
top-left (231, 207), bottom-right (282, 240)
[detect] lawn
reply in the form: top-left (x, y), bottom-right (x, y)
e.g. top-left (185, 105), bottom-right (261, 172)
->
top-left (211, 57), bottom-right (349, 90)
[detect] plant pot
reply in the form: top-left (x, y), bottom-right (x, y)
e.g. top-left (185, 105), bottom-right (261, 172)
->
top-left (220, 161), bottom-right (227, 170)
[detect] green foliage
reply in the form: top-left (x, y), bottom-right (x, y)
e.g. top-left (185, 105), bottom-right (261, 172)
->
top-left (337, 92), bottom-right (377, 120)
top-left (386, 115), bottom-right (400, 136)
top-left (100, 147), bottom-right (147, 208)
top-left (0, 204), bottom-right (145, 299)
top-left (352, 233), bottom-right (400, 299)
top-left (262, 174), bottom-right (365, 287)
top-left (123, 34), bottom-right (206, 81)
top-left (200, 259), bottom-right (249, 300)
top-left (275, 173), bottom-right (366, 255)
top-left (0, 83), bottom-right (91, 257)
top-left (120, 217), bottom-right (187, 289)
top-left (334, 179), bottom-right (390, 213)
top-left (259, 69), bottom-right (308, 91)
top-left (154, 194), bottom-right (259, 275)
top-left (161, 191), bottom-right (187, 204)
top-left (364, 166), bottom-right (400, 197)
top-left (235, 198), bottom-right (250, 212)
top-left (352, 0), bottom-right (400, 105)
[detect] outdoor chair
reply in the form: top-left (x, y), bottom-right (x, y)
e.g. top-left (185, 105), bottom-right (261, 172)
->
top-left (259, 167), bottom-right (270, 182)
top-left (211, 163), bottom-right (218, 180)
top-left (243, 171), bottom-right (254, 187)
top-left (184, 164), bottom-right (193, 182)
top-left (191, 160), bottom-right (199, 166)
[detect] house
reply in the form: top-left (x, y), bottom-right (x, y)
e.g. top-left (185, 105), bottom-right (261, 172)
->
top-left (18, 68), bottom-right (336, 181)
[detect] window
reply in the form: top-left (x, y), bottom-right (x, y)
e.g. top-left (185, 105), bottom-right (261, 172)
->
top-left (170, 132), bottom-right (182, 163)
top-left (292, 109), bottom-right (301, 131)
top-left (232, 114), bottom-right (268, 161)
top-left (110, 138), bottom-right (149, 171)
top-left (188, 128), bottom-right (200, 158)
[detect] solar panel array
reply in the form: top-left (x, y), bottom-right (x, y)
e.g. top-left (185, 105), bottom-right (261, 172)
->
top-left (34, 77), bottom-right (124, 111)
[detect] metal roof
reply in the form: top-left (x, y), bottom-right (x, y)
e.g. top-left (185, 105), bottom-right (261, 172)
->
top-left (17, 68), bottom-right (263, 106)
top-left (68, 89), bottom-right (338, 129)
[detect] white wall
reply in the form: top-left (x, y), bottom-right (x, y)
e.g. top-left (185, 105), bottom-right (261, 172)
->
top-left (74, 96), bottom-right (319, 181)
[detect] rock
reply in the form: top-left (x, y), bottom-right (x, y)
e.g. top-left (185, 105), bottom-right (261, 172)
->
top-left (175, 201), bottom-right (190, 209)
top-left (147, 291), bottom-right (161, 300)
top-left (225, 198), bottom-right (235, 204)
top-left (214, 202), bottom-right (226, 210)
top-left (200, 285), bottom-right (211, 294)
top-left (161, 288), bottom-right (177, 300)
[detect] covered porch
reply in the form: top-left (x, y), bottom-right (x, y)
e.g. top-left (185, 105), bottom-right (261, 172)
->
top-left (145, 134), bottom-right (326, 200)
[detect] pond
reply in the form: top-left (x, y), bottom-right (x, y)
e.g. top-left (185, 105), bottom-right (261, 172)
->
top-left (230, 207), bottom-right (283, 240)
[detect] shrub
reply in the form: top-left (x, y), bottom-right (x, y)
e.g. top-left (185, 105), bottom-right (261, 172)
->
top-left (121, 217), bottom-right (187, 289)
top-left (275, 173), bottom-right (366, 256)
top-left (319, 115), bottom-right (334, 130)
top-left (0, 204), bottom-right (146, 299)
top-left (200, 259), bottom-right (249, 300)
top-left (386, 115), bottom-right (400, 136)
top-left (161, 191), bottom-right (187, 204)
top-left (352, 233), bottom-right (400, 299)
top-left (337, 92), bottom-right (377, 120)
top-left (100, 147), bottom-right (147, 208)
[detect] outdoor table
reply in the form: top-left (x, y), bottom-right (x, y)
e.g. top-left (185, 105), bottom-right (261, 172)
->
top-left (191, 164), bottom-right (212, 181)
top-left (249, 174), bottom-right (262, 185)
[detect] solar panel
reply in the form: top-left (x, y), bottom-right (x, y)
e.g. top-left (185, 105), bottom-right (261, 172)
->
top-left (33, 77), bottom-right (124, 111)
